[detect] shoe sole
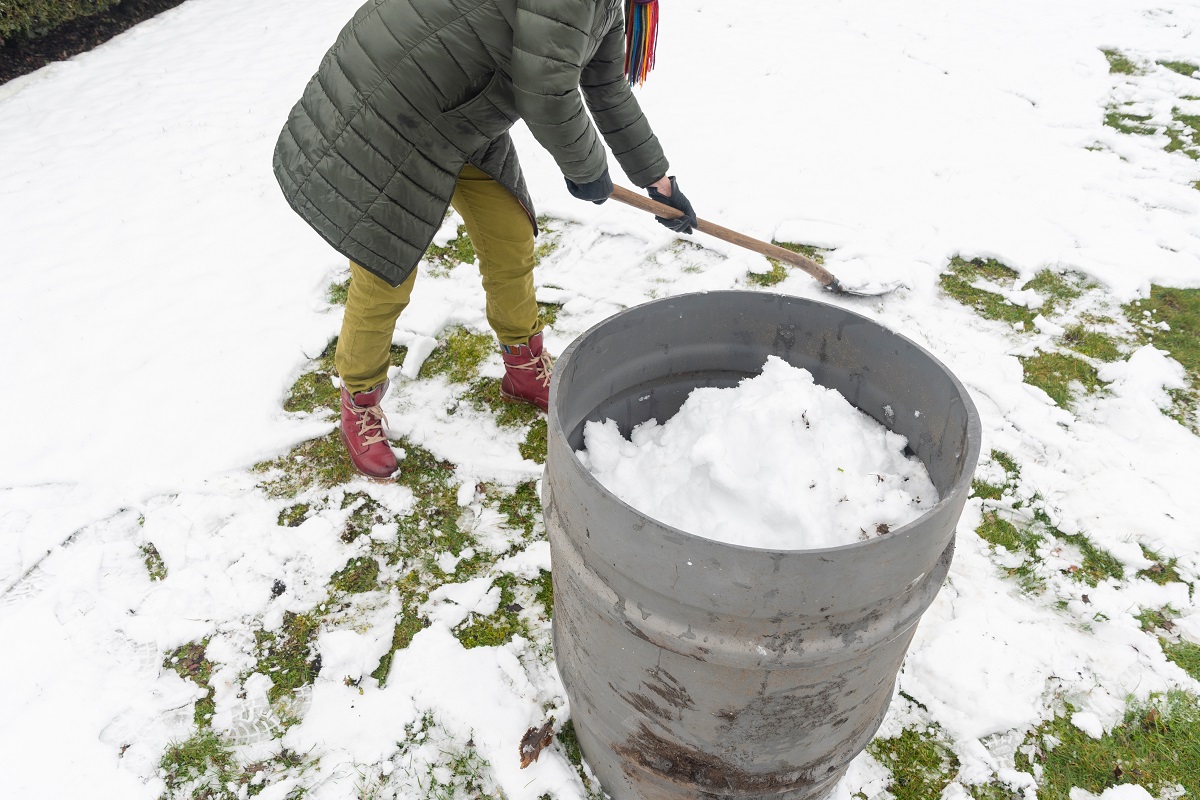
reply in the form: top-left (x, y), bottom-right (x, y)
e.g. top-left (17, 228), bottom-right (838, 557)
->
top-left (499, 388), bottom-right (548, 412)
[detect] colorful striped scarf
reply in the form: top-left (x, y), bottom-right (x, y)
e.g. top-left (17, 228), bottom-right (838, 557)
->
top-left (623, 0), bottom-right (659, 86)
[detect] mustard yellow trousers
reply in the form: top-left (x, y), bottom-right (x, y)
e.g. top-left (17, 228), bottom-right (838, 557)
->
top-left (335, 164), bottom-right (540, 394)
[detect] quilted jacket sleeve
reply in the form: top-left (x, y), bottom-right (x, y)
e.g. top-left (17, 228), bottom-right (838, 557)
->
top-left (512, 0), bottom-right (608, 183)
top-left (580, 17), bottom-right (669, 188)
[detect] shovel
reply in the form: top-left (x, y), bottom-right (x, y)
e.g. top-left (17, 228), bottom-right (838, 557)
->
top-left (609, 185), bottom-right (902, 297)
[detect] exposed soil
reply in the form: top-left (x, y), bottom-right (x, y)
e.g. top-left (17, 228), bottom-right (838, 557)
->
top-left (1, 0), bottom-right (189, 85)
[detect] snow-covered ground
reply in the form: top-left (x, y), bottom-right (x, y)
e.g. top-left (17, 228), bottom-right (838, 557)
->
top-left (1, 0), bottom-right (1199, 798)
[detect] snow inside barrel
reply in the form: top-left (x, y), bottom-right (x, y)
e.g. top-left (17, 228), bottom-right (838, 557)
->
top-left (543, 291), bottom-right (981, 799)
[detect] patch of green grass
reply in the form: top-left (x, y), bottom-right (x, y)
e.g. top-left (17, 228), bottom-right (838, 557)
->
top-left (165, 641), bottom-right (215, 727)
top-left (975, 511), bottom-right (1045, 592)
top-left (1033, 509), bottom-right (1124, 587)
top-left (455, 575), bottom-right (525, 648)
top-left (1123, 286), bottom-right (1200, 429)
top-left (1104, 107), bottom-right (1156, 136)
top-left (1023, 269), bottom-right (1091, 314)
top-left (868, 727), bottom-right (960, 800)
top-left (1159, 60), bottom-right (1199, 77)
top-left (747, 240), bottom-right (828, 287)
top-left (535, 569), bottom-right (553, 618)
top-left (142, 542), bottom-right (168, 581)
top-left (390, 439), bottom-right (472, 558)
top-left (254, 611), bottom-right (323, 703)
top-left (1104, 50), bottom-right (1142, 75)
top-left (389, 343), bottom-right (409, 367)
top-left (278, 503), bottom-right (310, 528)
top-left (371, 611), bottom-right (430, 685)
top-left (462, 378), bottom-right (541, 428)
top-left (425, 225), bottom-right (476, 270)
top-left (498, 481), bottom-right (541, 538)
top-left (160, 730), bottom-right (236, 797)
top-left (1018, 350), bottom-right (1103, 409)
top-left (420, 327), bottom-right (494, 383)
top-left (1164, 108), bottom-right (1200, 160)
top-left (1137, 545), bottom-right (1183, 585)
top-left (327, 278), bottom-right (350, 305)
top-left (254, 431), bottom-right (359, 499)
top-left (284, 339), bottom-right (339, 415)
top-left (940, 257), bottom-right (1036, 327)
top-left (558, 719), bottom-right (584, 767)
top-left (976, 512), bottom-right (1028, 553)
top-left (971, 450), bottom-right (1020, 500)
top-left (746, 260), bottom-right (787, 287)
top-left (330, 556), bottom-right (380, 595)
top-left (1062, 324), bottom-right (1122, 362)
top-left (1018, 692), bottom-right (1200, 799)
top-left (339, 494), bottom-right (382, 543)
top-left (1164, 640), bottom-right (1200, 681)
top-left (537, 301), bottom-right (561, 327)
top-left (519, 417), bottom-right (548, 464)
top-left (1136, 606), bottom-right (1178, 633)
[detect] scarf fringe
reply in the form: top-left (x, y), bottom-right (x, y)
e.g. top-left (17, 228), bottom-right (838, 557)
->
top-left (624, 0), bottom-right (659, 86)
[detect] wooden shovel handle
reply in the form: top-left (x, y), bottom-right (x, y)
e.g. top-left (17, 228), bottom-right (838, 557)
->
top-left (608, 185), bottom-right (839, 289)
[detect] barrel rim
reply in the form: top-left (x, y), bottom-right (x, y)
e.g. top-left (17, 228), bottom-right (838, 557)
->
top-left (547, 290), bottom-right (983, 556)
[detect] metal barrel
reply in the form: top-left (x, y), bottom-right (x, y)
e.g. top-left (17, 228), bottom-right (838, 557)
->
top-left (544, 291), bottom-right (981, 799)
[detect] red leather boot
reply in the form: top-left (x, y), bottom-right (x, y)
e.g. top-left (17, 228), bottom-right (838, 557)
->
top-left (339, 381), bottom-right (398, 480)
top-left (500, 332), bottom-right (553, 411)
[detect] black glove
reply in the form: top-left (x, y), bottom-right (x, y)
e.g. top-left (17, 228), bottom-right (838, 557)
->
top-left (565, 168), bottom-right (613, 204)
top-left (647, 176), bottom-right (697, 234)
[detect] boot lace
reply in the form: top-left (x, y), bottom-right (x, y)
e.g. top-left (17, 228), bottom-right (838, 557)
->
top-left (350, 402), bottom-right (389, 446)
top-left (510, 352), bottom-right (554, 388)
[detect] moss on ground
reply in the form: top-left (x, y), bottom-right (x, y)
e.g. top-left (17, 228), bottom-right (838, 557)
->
top-left (1018, 350), bottom-right (1103, 409)
top-left (1017, 692), bottom-right (1200, 799)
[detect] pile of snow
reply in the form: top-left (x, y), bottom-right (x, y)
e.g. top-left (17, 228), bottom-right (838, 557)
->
top-left (577, 356), bottom-right (939, 549)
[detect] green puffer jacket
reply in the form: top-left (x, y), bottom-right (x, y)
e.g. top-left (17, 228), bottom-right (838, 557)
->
top-left (274, 0), bottom-right (669, 287)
